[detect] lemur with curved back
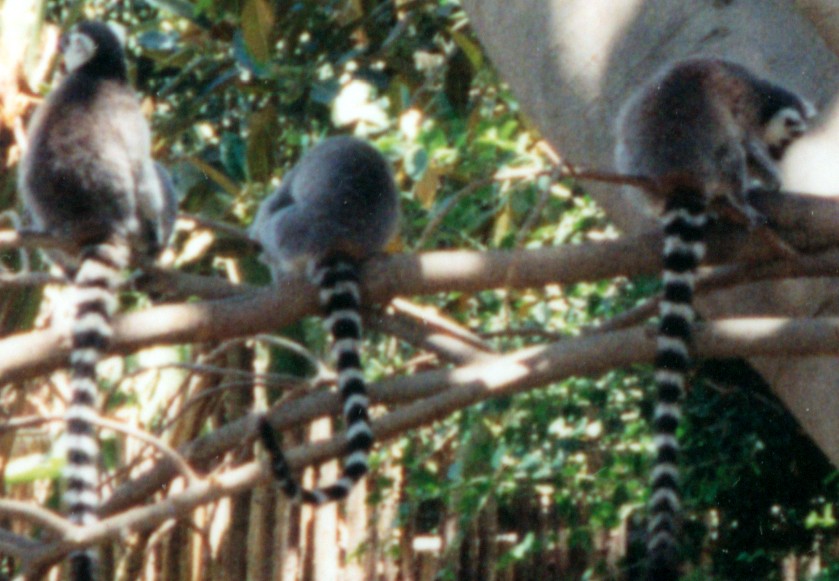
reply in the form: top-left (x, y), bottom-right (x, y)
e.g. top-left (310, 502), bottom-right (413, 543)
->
top-left (18, 21), bottom-right (175, 580)
top-left (252, 135), bottom-right (399, 504)
top-left (614, 57), bottom-right (814, 580)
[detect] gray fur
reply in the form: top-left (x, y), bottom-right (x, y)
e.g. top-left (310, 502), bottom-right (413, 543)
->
top-left (252, 135), bottom-right (399, 505)
top-left (614, 57), bottom-right (813, 581)
top-left (20, 76), bottom-right (163, 256)
top-left (615, 57), bottom-right (813, 219)
top-left (251, 136), bottom-right (399, 276)
top-left (17, 21), bottom-right (172, 580)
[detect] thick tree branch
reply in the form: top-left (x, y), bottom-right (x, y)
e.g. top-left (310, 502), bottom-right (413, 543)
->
top-left (593, 248), bottom-right (839, 333)
top-left (5, 190), bottom-right (839, 384)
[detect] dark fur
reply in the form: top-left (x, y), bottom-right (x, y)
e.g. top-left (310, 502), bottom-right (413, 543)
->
top-left (615, 57), bottom-right (812, 581)
top-left (18, 21), bottom-right (172, 579)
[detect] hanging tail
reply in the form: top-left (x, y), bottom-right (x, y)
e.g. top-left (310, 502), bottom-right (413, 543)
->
top-left (647, 189), bottom-right (706, 581)
top-left (65, 242), bottom-right (127, 580)
top-left (260, 253), bottom-right (372, 504)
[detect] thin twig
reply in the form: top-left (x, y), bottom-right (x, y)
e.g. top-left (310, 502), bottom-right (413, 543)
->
top-left (253, 334), bottom-right (327, 374)
top-left (481, 328), bottom-right (567, 342)
top-left (0, 414), bottom-right (198, 484)
top-left (370, 307), bottom-right (495, 365)
top-left (0, 272), bottom-right (65, 288)
top-left (177, 213), bottom-right (261, 248)
top-left (90, 416), bottom-right (200, 484)
top-left (160, 375), bottom-right (322, 437)
top-left (0, 229), bottom-right (67, 251)
top-left (415, 176), bottom-right (496, 248)
top-left (390, 297), bottom-right (494, 351)
top-left (587, 296), bottom-right (659, 334)
top-left (371, 295), bottom-right (497, 366)
top-left (514, 167), bottom-right (564, 248)
top-left (120, 361), bottom-right (305, 386)
top-left (0, 499), bottom-right (74, 537)
top-left (559, 163), bottom-right (658, 191)
top-left (0, 415), bottom-right (49, 433)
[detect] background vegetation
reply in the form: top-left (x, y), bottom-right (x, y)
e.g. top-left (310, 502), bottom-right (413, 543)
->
top-left (0, 0), bottom-right (834, 579)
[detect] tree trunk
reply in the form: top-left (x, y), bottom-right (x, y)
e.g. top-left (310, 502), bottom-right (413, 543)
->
top-left (343, 477), bottom-right (369, 581)
top-left (460, 0), bottom-right (839, 466)
top-left (311, 418), bottom-right (339, 581)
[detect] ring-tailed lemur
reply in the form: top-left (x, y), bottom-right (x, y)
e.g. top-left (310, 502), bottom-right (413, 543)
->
top-left (18, 21), bottom-right (173, 580)
top-left (614, 57), bottom-right (814, 580)
top-left (251, 135), bottom-right (399, 504)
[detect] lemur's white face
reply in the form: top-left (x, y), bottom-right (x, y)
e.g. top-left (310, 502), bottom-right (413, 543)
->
top-left (763, 103), bottom-right (815, 156)
top-left (61, 30), bottom-right (96, 73)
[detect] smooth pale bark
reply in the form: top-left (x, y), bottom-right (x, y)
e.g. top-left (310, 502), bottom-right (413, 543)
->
top-left (461, 0), bottom-right (839, 466)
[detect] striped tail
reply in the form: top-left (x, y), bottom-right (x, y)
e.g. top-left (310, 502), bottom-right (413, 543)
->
top-left (66, 242), bottom-right (126, 580)
top-left (647, 189), bottom-right (706, 581)
top-left (260, 253), bottom-right (372, 504)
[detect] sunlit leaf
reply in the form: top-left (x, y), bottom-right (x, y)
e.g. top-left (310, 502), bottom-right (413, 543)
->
top-left (241, 0), bottom-right (275, 64)
top-left (404, 146), bottom-right (428, 180)
top-left (450, 30), bottom-right (483, 69)
top-left (246, 105), bottom-right (280, 182)
top-left (221, 131), bottom-right (247, 183)
top-left (185, 156), bottom-right (241, 197)
top-left (6, 453), bottom-right (62, 484)
top-left (492, 198), bottom-right (513, 246)
top-left (414, 162), bottom-right (441, 209)
top-left (137, 30), bottom-right (180, 51)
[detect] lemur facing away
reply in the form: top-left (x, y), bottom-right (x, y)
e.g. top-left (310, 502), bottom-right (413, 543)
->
top-left (18, 21), bottom-right (173, 580)
top-left (614, 57), bottom-right (814, 580)
top-left (252, 135), bottom-right (399, 504)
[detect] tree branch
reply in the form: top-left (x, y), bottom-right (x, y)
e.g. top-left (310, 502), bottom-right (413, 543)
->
top-left (368, 298), bottom-right (496, 365)
top-left (18, 315), bottom-right (839, 572)
top-left (5, 190), bottom-right (839, 384)
top-left (0, 229), bottom-right (65, 251)
top-left (103, 314), bottom-right (839, 517)
top-left (0, 527), bottom-right (42, 561)
top-left (0, 499), bottom-right (73, 538)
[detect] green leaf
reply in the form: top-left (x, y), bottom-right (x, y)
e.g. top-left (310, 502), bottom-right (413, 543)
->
top-left (6, 453), bottom-right (62, 484)
top-left (241, 0), bottom-right (275, 64)
top-left (450, 29), bottom-right (483, 69)
top-left (221, 132), bottom-right (247, 183)
top-left (246, 105), bottom-right (280, 182)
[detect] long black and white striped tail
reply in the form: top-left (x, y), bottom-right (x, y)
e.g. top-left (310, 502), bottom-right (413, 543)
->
top-left (260, 253), bottom-right (372, 505)
top-left (66, 242), bottom-right (126, 580)
top-left (648, 189), bottom-right (706, 581)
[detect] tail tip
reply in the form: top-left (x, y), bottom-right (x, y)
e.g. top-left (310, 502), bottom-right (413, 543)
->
top-left (647, 544), bottom-right (681, 581)
top-left (69, 550), bottom-right (97, 581)
top-left (257, 416), bottom-right (276, 448)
